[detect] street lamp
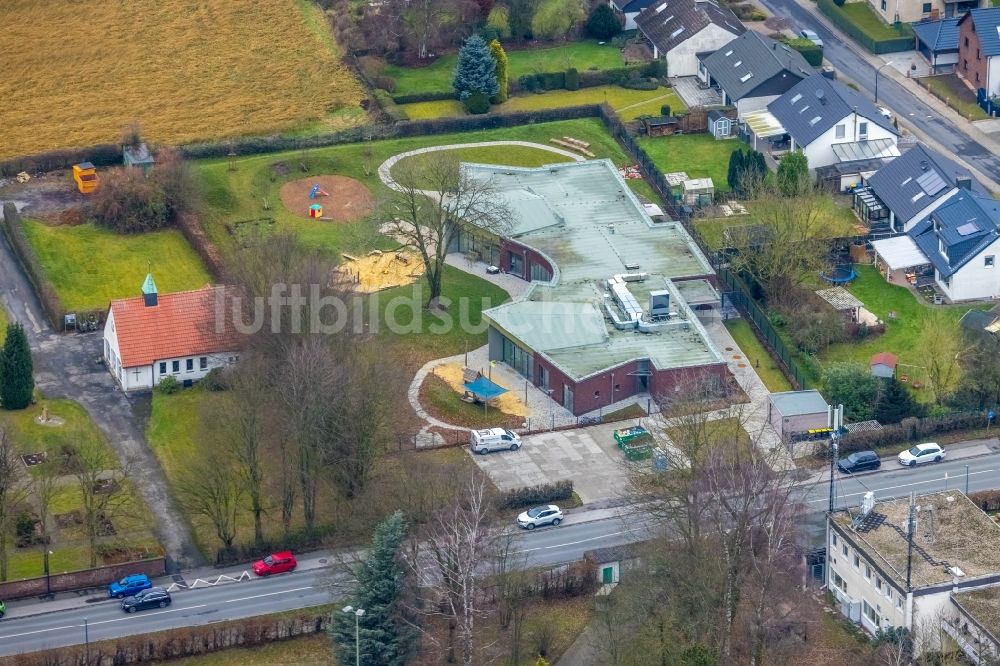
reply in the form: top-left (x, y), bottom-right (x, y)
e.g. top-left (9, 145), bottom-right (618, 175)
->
top-left (84, 617), bottom-right (90, 666)
top-left (43, 549), bottom-right (53, 599)
top-left (342, 605), bottom-right (365, 666)
top-left (874, 61), bottom-right (894, 105)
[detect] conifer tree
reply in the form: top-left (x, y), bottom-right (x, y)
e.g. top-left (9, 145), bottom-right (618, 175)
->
top-left (489, 39), bottom-right (509, 103)
top-left (0, 323), bottom-right (33, 410)
top-left (452, 35), bottom-right (499, 101)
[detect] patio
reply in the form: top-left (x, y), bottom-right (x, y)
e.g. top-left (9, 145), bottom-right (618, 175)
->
top-left (671, 76), bottom-right (723, 108)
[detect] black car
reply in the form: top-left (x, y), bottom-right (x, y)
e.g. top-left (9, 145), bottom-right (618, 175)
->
top-left (121, 587), bottom-right (171, 613)
top-left (837, 450), bottom-right (881, 474)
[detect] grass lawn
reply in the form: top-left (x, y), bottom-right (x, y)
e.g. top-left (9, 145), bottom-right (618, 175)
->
top-left (391, 144), bottom-right (578, 189)
top-left (637, 134), bottom-right (742, 192)
top-left (836, 2), bottom-right (914, 41)
top-left (693, 195), bottom-right (860, 250)
top-left (1, 399), bottom-right (159, 579)
top-left (162, 634), bottom-right (336, 666)
top-left (0, 0), bottom-right (364, 160)
top-left (378, 41), bottom-right (626, 97)
top-left (22, 221), bottom-right (212, 312)
top-left (420, 375), bottom-right (522, 430)
top-left (402, 86), bottom-right (686, 121)
top-left (919, 75), bottom-right (990, 120)
top-left (725, 319), bottom-right (793, 393)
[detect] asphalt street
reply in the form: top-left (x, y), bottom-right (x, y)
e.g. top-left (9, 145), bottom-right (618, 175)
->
top-left (757, 0), bottom-right (1000, 185)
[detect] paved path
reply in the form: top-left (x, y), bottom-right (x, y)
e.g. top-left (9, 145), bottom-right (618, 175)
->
top-left (0, 205), bottom-right (202, 571)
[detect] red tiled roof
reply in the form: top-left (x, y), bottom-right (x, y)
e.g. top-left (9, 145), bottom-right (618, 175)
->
top-left (110, 286), bottom-right (240, 368)
top-left (870, 352), bottom-right (898, 368)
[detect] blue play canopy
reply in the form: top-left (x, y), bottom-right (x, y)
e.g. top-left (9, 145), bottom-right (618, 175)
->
top-left (463, 376), bottom-right (508, 401)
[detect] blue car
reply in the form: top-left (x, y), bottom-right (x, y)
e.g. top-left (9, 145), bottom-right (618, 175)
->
top-left (108, 574), bottom-right (152, 599)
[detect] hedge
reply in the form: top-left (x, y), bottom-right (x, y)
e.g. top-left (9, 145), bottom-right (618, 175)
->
top-left (783, 37), bottom-right (824, 67)
top-left (0, 143), bottom-right (121, 178)
top-left (392, 90), bottom-right (458, 104)
top-left (373, 89), bottom-right (410, 122)
top-left (495, 480), bottom-right (574, 510)
top-left (968, 490), bottom-right (1000, 512)
top-left (817, 411), bottom-right (991, 459)
top-left (817, 0), bottom-right (915, 54)
top-left (1, 202), bottom-right (66, 329)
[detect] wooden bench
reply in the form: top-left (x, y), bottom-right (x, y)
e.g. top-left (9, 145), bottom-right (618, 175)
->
top-left (549, 138), bottom-right (595, 157)
top-left (563, 136), bottom-right (591, 148)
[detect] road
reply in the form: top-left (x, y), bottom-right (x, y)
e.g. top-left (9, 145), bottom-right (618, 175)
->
top-left (0, 514), bottom-right (651, 657)
top-left (757, 0), bottom-right (1000, 185)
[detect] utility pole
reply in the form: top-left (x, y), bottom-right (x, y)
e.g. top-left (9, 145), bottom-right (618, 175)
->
top-left (828, 404), bottom-right (843, 513)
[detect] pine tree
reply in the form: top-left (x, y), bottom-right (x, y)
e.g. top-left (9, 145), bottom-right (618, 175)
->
top-left (776, 149), bottom-right (810, 197)
top-left (453, 35), bottom-right (499, 101)
top-left (875, 377), bottom-right (923, 424)
top-left (727, 149), bottom-right (746, 193)
top-left (587, 3), bottom-right (622, 39)
top-left (330, 511), bottom-right (409, 666)
top-left (489, 39), bottom-right (509, 103)
top-left (0, 323), bottom-right (33, 410)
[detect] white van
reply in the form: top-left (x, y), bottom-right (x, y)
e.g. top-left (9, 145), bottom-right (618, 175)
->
top-left (470, 428), bottom-right (521, 454)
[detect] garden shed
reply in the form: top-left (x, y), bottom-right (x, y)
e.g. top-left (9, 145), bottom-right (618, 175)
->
top-left (641, 116), bottom-right (679, 137)
top-left (123, 142), bottom-right (155, 173)
top-left (815, 287), bottom-right (864, 323)
top-left (682, 178), bottom-right (715, 206)
top-left (869, 352), bottom-right (898, 378)
top-left (707, 110), bottom-right (732, 139)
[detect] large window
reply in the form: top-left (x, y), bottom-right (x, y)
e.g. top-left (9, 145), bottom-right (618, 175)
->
top-left (500, 334), bottom-right (533, 381)
top-left (835, 124), bottom-right (846, 139)
top-left (863, 600), bottom-right (880, 628)
top-left (509, 251), bottom-right (525, 278)
top-left (831, 570), bottom-right (847, 594)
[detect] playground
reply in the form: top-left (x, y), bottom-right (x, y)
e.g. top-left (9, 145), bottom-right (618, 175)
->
top-left (336, 249), bottom-right (424, 293)
top-left (278, 175), bottom-right (375, 222)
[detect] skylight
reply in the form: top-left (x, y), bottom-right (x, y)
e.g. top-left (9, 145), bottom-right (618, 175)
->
top-left (957, 221), bottom-right (980, 236)
top-left (901, 177), bottom-right (913, 185)
top-left (739, 72), bottom-right (753, 82)
top-left (911, 192), bottom-right (925, 203)
top-left (656, 2), bottom-right (668, 12)
top-left (734, 60), bottom-right (743, 67)
top-left (790, 93), bottom-right (802, 103)
top-left (670, 26), bottom-right (685, 37)
top-left (724, 49), bottom-right (734, 56)
top-left (798, 104), bottom-right (810, 114)
top-left (809, 116), bottom-right (822, 126)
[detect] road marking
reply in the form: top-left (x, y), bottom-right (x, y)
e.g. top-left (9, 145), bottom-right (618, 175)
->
top-left (86, 604), bottom-right (209, 626)
top-left (514, 529), bottom-right (634, 553)
top-left (0, 624), bottom-right (77, 639)
top-left (224, 586), bottom-right (314, 603)
top-left (805, 468), bottom-right (997, 504)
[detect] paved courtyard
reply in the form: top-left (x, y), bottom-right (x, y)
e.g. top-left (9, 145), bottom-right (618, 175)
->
top-left (471, 421), bottom-right (644, 504)
top-left (671, 76), bottom-right (722, 108)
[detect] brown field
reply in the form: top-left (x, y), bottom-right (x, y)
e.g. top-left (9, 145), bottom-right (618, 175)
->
top-left (278, 175), bottom-right (375, 221)
top-left (0, 0), bottom-right (366, 160)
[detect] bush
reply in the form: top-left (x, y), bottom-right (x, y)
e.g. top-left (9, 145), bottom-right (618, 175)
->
top-left (783, 37), bottom-right (824, 67)
top-left (565, 67), bottom-right (579, 91)
top-left (391, 91), bottom-right (456, 104)
top-left (621, 79), bottom-right (659, 90)
top-left (660, 104), bottom-right (671, 116)
top-left (200, 367), bottom-right (229, 392)
top-left (968, 490), bottom-right (1000, 512)
top-left (496, 480), bottom-right (574, 510)
top-left (640, 59), bottom-right (666, 78)
top-left (156, 376), bottom-right (182, 395)
top-left (372, 75), bottom-right (396, 92)
top-left (90, 167), bottom-right (169, 233)
top-left (372, 89), bottom-right (409, 122)
top-left (587, 3), bottom-right (622, 39)
top-left (464, 91), bottom-right (491, 114)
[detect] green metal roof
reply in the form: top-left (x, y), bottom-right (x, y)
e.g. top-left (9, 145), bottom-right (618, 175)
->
top-left (141, 272), bottom-right (158, 295)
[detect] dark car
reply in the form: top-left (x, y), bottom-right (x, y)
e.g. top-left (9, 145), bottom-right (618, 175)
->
top-left (108, 573), bottom-right (152, 598)
top-left (838, 450), bottom-right (881, 474)
top-left (121, 587), bottom-right (171, 613)
top-left (0, 599), bottom-right (5, 618)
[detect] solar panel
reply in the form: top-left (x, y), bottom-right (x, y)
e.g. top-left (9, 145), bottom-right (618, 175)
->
top-left (916, 169), bottom-right (947, 197)
top-left (957, 222), bottom-right (980, 236)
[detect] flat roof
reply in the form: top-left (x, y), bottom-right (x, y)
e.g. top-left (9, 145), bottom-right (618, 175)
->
top-left (954, 587), bottom-right (1000, 642)
top-left (816, 286), bottom-right (863, 311)
top-left (473, 160), bottom-right (722, 381)
top-left (675, 278), bottom-right (721, 305)
top-left (769, 390), bottom-right (828, 416)
top-left (832, 491), bottom-right (1000, 589)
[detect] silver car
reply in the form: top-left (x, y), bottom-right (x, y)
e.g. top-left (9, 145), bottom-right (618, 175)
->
top-left (517, 505), bottom-right (563, 530)
top-left (800, 29), bottom-right (823, 48)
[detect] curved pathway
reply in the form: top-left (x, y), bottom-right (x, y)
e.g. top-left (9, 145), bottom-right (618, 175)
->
top-left (378, 140), bottom-right (585, 194)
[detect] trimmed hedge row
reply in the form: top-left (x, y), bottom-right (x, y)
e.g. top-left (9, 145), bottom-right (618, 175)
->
top-left (820, 412), bottom-right (990, 458)
top-left (0, 203), bottom-right (66, 329)
top-left (373, 89), bottom-right (409, 122)
top-left (783, 37), bottom-right (824, 67)
top-left (495, 480), bottom-right (574, 510)
top-left (392, 90), bottom-right (458, 104)
top-left (0, 143), bottom-right (121, 178)
top-left (817, 0), bottom-right (915, 54)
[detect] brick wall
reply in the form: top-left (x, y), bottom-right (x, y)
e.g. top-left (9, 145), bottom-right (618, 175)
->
top-left (499, 239), bottom-right (554, 281)
top-left (958, 16), bottom-right (989, 91)
top-left (0, 557), bottom-right (166, 600)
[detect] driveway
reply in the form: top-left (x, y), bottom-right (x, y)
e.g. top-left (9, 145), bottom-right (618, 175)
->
top-left (0, 216), bottom-right (202, 571)
top-left (472, 421), bottom-right (639, 504)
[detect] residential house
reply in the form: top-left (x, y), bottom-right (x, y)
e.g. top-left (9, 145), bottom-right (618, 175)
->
top-left (947, 587), bottom-right (1000, 663)
top-left (828, 490), bottom-right (1000, 656)
top-left (909, 191), bottom-right (1000, 301)
top-left (635, 0), bottom-right (745, 77)
top-left (855, 143), bottom-right (976, 233)
top-left (764, 74), bottom-right (900, 169)
top-left (698, 31), bottom-right (814, 117)
top-left (103, 275), bottom-right (240, 391)
top-left (868, 0), bottom-right (981, 26)
top-left (767, 389), bottom-right (830, 440)
top-left (609, 0), bottom-right (659, 30)
top-left (455, 159), bottom-right (729, 416)
top-left (958, 7), bottom-right (1000, 97)
top-left (914, 18), bottom-right (961, 73)
top-left (959, 305), bottom-right (1000, 341)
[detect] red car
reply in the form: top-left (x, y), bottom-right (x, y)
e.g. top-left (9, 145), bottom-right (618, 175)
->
top-left (252, 551), bottom-right (297, 576)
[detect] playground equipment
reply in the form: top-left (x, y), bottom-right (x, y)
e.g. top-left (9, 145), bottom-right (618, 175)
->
top-left (309, 204), bottom-right (323, 218)
top-left (72, 162), bottom-right (99, 194)
top-left (309, 184), bottom-right (329, 199)
top-left (820, 265), bottom-right (857, 284)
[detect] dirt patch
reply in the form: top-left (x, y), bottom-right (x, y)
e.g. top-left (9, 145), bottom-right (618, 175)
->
top-left (336, 249), bottom-right (424, 293)
top-left (278, 175), bottom-right (375, 222)
top-left (432, 363), bottom-right (528, 418)
top-left (0, 170), bottom-right (87, 220)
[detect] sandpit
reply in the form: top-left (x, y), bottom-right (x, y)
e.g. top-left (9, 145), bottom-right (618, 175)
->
top-left (432, 363), bottom-right (528, 417)
top-left (336, 249), bottom-right (425, 293)
top-left (279, 175), bottom-right (375, 222)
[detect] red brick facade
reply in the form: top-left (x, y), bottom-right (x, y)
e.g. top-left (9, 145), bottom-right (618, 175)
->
top-left (499, 239), bottom-right (554, 282)
top-left (959, 12), bottom-right (990, 91)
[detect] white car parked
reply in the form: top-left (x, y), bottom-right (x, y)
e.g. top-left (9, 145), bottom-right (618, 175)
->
top-left (517, 505), bottom-right (564, 530)
top-left (897, 442), bottom-right (945, 467)
top-left (470, 428), bottom-right (521, 454)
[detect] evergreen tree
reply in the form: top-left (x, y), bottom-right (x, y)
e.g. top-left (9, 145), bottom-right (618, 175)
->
top-left (875, 377), bottom-right (923, 424)
top-left (726, 150), bottom-right (746, 192)
top-left (453, 35), bottom-right (499, 101)
top-left (487, 4), bottom-right (512, 39)
top-left (0, 323), bottom-right (33, 410)
top-left (776, 149), bottom-right (810, 197)
top-left (330, 511), bottom-right (409, 666)
top-left (489, 39), bottom-right (509, 103)
top-left (822, 363), bottom-right (880, 422)
top-left (587, 3), bottom-right (622, 39)
top-left (507, 0), bottom-right (536, 40)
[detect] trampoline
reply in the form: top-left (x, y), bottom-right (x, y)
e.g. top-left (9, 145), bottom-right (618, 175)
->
top-left (820, 265), bottom-right (857, 284)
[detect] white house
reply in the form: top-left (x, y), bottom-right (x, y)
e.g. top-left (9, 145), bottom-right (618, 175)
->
top-left (103, 275), bottom-right (240, 392)
top-left (827, 491), bottom-right (1000, 656)
top-left (635, 0), bottom-right (745, 77)
top-left (765, 74), bottom-right (900, 169)
top-left (609, 0), bottom-right (659, 30)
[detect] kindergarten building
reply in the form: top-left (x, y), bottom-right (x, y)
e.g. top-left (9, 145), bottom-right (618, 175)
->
top-left (456, 159), bottom-right (729, 415)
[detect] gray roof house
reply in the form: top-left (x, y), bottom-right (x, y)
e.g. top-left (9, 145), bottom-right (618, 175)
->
top-left (698, 31), bottom-right (814, 116)
top-left (767, 389), bottom-right (830, 440)
top-left (913, 18), bottom-right (961, 72)
top-left (636, 0), bottom-right (745, 77)
top-left (764, 74), bottom-right (900, 169)
top-left (609, 0), bottom-right (660, 30)
top-left (959, 306), bottom-right (1000, 342)
top-left (857, 143), bottom-right (977, 233)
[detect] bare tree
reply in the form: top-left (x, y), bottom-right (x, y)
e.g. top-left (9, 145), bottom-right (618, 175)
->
top-left (64, 442), bottom-right (135, 568)
top-left (30, 459), bottom-right (63, 585)
top-left (0, 428), bottom-right (30, 580)
top-left (383, 153), bottom-right (515, 306)
top-left (221, 362), bottom-right (270, 546)
top-left (176, 447), bottom-right (245, 558)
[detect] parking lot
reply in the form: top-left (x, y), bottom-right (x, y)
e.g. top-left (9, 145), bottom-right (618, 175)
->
top-left (471, 421), bottom-right (645, 504)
